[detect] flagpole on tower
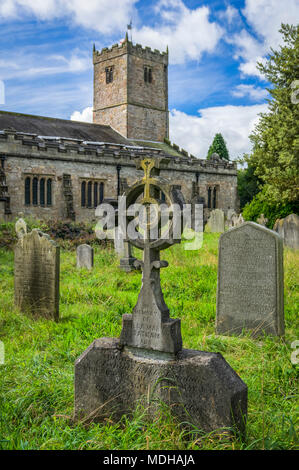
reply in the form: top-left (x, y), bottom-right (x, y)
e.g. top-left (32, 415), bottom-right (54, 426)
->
top-left (127, 19), bottom-right (133, 42)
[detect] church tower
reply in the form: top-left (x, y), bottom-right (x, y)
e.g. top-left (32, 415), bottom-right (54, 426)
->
top-left (93, 35), bottom-right (169, 142)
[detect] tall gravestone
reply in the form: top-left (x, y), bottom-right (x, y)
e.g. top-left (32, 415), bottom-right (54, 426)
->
top-left (14, 229), bottom-right (60, 321)
top-left (75, 158), bottom-right (247, 435)
top-left (273, 214), bottom-right (299, 250)
top-left (205, 209), bottom-right (225, 233)
top-left (216, 222), bottom-right (284, 336)
top-left (77, 244), bottom-right (94, 270)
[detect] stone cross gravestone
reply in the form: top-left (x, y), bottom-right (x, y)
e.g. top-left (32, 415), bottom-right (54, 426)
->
top-left (14, 229), bottom-right (60, 321)
top-left (205, 209), bottom-right (225, 233)
top-left (74, 158), bottom-right (247, 435)
top-left (15, 218), bottom-right (27, 239)
top-left (77, 244), bottom-right (94, 270)
top-left (216, 222), bottom-right (284, 336)
top-left (273, 213), bottom-right (299, 250)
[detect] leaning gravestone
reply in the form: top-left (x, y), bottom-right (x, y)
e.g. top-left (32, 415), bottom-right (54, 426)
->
top-left (14, 229), bottom-right (60, 321)
top-left (273, 213), bottom-right (299, 250)
top-left (77, 244), bottom-right (94, 270)
top-left (204, 209), bottom-right (225, 233)
top-left (75, 158), bottom-right (247, 435)
top-left (216, 222), bottom-right (284, 336)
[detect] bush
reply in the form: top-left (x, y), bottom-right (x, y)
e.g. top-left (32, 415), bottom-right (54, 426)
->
top-left (242, 190), bottom-right (298, 229)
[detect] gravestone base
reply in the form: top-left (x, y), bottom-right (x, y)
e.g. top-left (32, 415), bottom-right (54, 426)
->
top-left (119, 256), bottom-right (137, 272)
top-left (74, 338), bottom-right (247, 435)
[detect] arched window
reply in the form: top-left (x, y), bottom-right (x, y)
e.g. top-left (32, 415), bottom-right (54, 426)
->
top-left (40, 178), bottom-right (45, 206)
top-left (47, 179), bottom-right (52, 206)
top-left (94, 182), bottom-right (98, 208)
top-left (32, 177), bottom-right (38, 205)
top-left (144, 67), bottom-right (148, 82)
top-left (81, 181), bottom-right (86, 207)
top-left (87, 181), bottom-right (92, 207)
top-left (99, 182), bottom-right (104, 203)
top-left (207, 187), bottom-right (212, 209)
top-left (25, 177), bottom-right (31, 205)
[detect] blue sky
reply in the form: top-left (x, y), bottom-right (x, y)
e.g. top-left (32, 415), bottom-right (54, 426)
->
top-left (0, 0), bottom-right (298, 159)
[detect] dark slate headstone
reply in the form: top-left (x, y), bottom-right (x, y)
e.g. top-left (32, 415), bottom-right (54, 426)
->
top-left (216, 222), bottom-right (284, 336)
top-left (14, 229), bottom-right (60, 320)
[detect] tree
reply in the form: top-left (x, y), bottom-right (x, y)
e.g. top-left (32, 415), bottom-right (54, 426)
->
top-left (246, 23), bottom-right (299, 206)
top-left (237, 162), bottom-right (262, 209)
top-left (206, 133), bottom-right (230, 160)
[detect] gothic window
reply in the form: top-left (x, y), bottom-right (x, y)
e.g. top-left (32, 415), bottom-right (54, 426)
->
top-left (47, 179), bottom-right (52, 206)
top-left (105, 66), bottom-right (113, 84)
top-left (213, 187), bottom-right (217, 209)
top-left (81, 181), bottom-right (86, 207)
top-left (40, 178), bottom-right (45, 206)
top-left (144, 66), bottom-right (152, 83)
top-left (25, 177), bottom-right (31, 205)
top-left (99, 182), bottom-right (104, 203)
top-left (94, 182), bottom-right (98, 208)
top-left (32, 177), bottom-right (38, 206)
top-left (207, 187), bottom-right (212, 209)
top-left (81, 180), bottom-right (104, 208)
top-left (87, 181), bottom-right (92, 207)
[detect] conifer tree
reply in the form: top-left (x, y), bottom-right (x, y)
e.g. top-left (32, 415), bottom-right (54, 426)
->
top-left (206, 133), bottom-right (229, 160)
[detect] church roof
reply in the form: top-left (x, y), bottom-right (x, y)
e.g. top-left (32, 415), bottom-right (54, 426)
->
top-left (0, 110), bottom-right (130, 145)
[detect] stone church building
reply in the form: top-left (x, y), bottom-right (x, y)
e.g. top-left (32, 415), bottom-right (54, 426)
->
top-left (0, 36), bottom-right (238, 223)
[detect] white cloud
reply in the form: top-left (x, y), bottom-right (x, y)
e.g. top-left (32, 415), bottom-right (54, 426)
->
top-left (0, 0), bottom-right (138, 34)
top-left (130, 1), bottom-right (224, 64)
top-left (169, 104), bottom-right (268, 159)
top-left (232, 84), bottom-right (269, 101)
top-left (233, 0), bottom-right (299, 78)
top-left (71, 106), bottom-right (93, 122)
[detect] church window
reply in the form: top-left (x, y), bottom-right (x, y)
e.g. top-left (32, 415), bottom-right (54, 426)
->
top-left (81, 181), bottom-right (86, 207)
top-left (105, 66), bottom-right (113, 84)
top-left (40, 178), bottom-right (45, 206)
top-left (25, 177), bottom-right (31, 205)
top-left (212, 187), bottom-right (217, 209)
top-left (81, 180), bottom-right (105, 208)
top-left (207, 187), bottom-right (212, 209)
top-left (47, 178), bottom-right (52, 206)
top-left (32, 177), bottom-right (38, 205)
top-left (207, 185), bottom-right (218, 209)
top-left (144, 66), bottom-right (152, 83)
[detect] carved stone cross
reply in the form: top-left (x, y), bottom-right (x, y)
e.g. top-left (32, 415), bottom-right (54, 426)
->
top-left (120, 158), bottom-right (185, 357)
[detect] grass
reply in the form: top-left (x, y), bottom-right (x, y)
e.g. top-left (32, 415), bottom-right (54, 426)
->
top-left (0, 233), bottom-right (298, 450)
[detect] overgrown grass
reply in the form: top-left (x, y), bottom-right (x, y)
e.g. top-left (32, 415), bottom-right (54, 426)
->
top-left (0, 233), bottom-right (298, 450)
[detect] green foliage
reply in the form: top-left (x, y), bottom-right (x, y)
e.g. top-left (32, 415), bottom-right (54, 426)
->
top-left (246, 24), bottom-right (299, 205)
top-left (242, 188), bottom-right (298, 228)
top-left (207, 133), bottom-right (230, 160)
top-left (237, 163), bottom-right (262, 209)
top-left (0, 235), bottom-right (298, 450)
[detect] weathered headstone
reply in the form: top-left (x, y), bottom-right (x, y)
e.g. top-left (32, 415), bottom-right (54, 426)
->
top-left (15, 218), bottom-right (27, 239)
top-left (114, 226), bottom-right (137, 272)
top-left (77, 244), bottom-right (94, 270)
top-left (205, 209), bottom-right (225, 233)
top-left (226, 210), bottom-right (237, 229)
top-left (14, 229), bottom-right (60, 320)
top-left (257, 213), bottom-right (268, 226)
top-left (273, 214), bottom-right (299, 250)
top-left (216, 222), bottom-right (284, 336)
top-left (75, 158), bottom-right (247, 435)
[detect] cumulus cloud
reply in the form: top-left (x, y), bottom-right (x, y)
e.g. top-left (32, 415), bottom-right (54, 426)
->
top-left (134, 1), bottom-right (223, 64)
top-left (0, 0), bottom-right (137, 34)
top-left (232, 84), bottom-right (269, 101)
top-left (232, 0), bottom-right (299, 78)
top-left (169, 104), bottom-right (268, 159)
top-left (71, 106), bottom-right (93, 122)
